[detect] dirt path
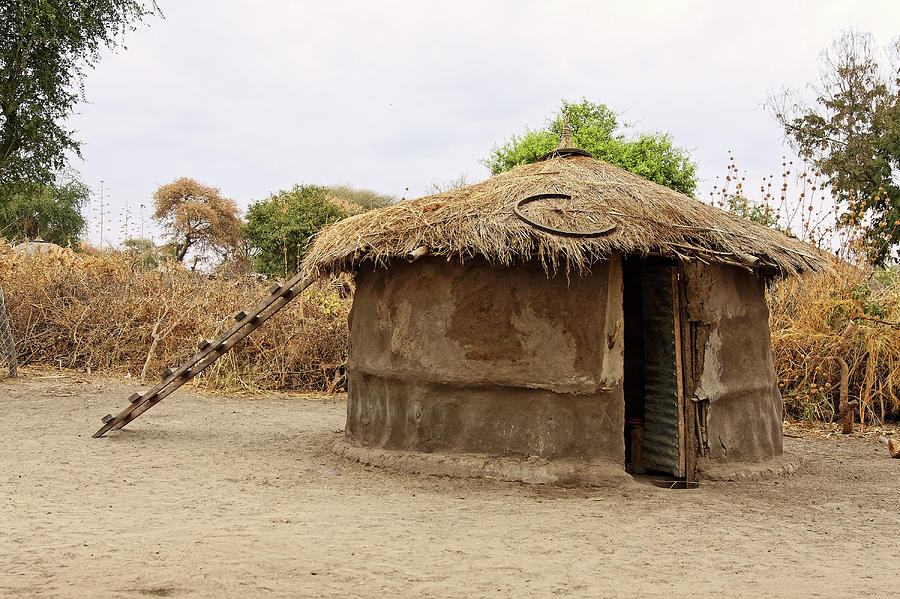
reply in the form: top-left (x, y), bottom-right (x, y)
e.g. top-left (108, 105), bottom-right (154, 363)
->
top-left (1, 370), bottom-right (898, 598)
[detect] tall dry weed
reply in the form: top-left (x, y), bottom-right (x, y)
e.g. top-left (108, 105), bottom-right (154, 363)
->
top-left (769, 263), bottom-right (900, 424)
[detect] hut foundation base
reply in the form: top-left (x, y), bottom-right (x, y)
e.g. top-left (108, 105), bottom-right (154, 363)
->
top-left (696, 452), bottom-right (801, 482)
top-left (332, 440), bottom-right (801, 486)
top-left (331, 439), bottom-right (636, 487)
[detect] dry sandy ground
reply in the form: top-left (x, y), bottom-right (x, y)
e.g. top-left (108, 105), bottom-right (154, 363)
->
top-left (2, 370), bottom-right (899, 599)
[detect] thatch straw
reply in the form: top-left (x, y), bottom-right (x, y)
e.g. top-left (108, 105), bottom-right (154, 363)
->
top-left (303, 155), bottom-right (829, 279)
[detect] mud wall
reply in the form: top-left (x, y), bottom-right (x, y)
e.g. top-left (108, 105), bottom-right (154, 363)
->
top-left (346, 257), bottom-right (625, 462)
top-left (682, 263), bottom-right (782, 462)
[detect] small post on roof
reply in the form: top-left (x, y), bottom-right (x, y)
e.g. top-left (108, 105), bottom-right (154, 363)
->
top-left (557, 112), bottom-right (573, 150)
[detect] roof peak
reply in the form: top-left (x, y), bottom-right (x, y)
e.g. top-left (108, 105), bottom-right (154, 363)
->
top-left (538, 111), bottom-right (592, 161)
top-left (556, 114), bottom-right (574, 150)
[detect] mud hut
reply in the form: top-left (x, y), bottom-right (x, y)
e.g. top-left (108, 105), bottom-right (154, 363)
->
top-left (303, 134), bottom-right (828, 484)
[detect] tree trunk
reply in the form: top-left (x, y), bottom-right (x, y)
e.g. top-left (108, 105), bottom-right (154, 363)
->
top-left (176, 241), bottom-right (189, 262)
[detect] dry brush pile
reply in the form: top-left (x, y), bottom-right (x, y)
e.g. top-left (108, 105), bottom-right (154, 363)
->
top-left (0, 242), bottom-right (350, 392)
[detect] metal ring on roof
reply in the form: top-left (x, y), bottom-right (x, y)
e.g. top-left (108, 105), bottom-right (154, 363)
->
top-left (513, 193), bottom-right (617, 238)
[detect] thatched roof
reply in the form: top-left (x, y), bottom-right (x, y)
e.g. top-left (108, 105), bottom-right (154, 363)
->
top-left (303, 154), bottom-right (829, 279)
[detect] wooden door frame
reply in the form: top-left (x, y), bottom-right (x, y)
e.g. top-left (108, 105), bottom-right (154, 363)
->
top-left (622, 258), bottom-right (694, 480)
top-left (671, 269), bottom-right (687, 479)
top-left (676, 265), bottom-right (699, 482)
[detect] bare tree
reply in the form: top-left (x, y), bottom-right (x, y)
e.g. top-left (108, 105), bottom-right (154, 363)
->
top-left (425, 174), bottom-right (471, 195)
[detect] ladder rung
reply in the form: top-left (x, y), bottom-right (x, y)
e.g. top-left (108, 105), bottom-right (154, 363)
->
top-left (162, 368), bottom-right (173, 380)
top-left (197, 339), bottom-right (210, 350)
top-left (101, 414), bottom-right (114, 424)
top-left (268, 283), bottom-right (281, 294)
top-left (234, 310), bottom-right (247, 321)
top-left (128, 393), bottom-right (141, 403)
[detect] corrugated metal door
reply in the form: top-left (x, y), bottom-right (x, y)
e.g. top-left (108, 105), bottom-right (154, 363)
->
top-left (639, 264), bottom-right (684, 476)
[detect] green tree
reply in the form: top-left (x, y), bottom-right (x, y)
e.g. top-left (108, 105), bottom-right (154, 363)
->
top-left (0, 1), bottom-right (160, 185)
top-left (243, 185), bottom-right (348, 277)
top-left (0, 176), bottom-right (88, 245)
top-left (723, 195), bottom-right (783, 231)
top-left (772, 31), bottom-right (900, 264)
top-left (483, 99), bottom-right (698, 197)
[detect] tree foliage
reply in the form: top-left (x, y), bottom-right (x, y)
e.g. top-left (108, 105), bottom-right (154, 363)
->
top-left (243, 185), bottom-right (348, 277)
top-left (152, 177), bottom-right (241, 264)
top-left (0, 0), bottom-right (159, 185)
top-left (483, 99), bottom-right (698, 197)
top-left (723, 194), bottom-right (783, 232)
top-left (0, 176), bottom-right (88, 245)
top-left (772, 31), bottom-right (900, 264)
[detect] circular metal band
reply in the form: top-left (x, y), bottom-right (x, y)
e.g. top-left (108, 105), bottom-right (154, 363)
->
top-left (513, 193), bottom-right (616, 238)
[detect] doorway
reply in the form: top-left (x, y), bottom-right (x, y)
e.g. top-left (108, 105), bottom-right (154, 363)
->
top-left (623, 257), bottom-right (685, 477)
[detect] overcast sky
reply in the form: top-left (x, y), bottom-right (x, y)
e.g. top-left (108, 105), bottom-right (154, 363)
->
top-left (67, 0), bottom-right (900, 246)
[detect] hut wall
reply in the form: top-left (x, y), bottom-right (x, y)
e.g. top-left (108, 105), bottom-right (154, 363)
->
top-left (346, 257), bottom-right (625, 462)
top-left (682, 263), bottom-right (783, 462)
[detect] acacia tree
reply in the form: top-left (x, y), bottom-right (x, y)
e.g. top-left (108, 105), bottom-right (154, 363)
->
top-left (0, 1), bottom-right (159, 185)
top-left (152, 177), bottom-right (241, 264)
top-left (484, 99), bottom-right (698, 197)
top-left (772, 31), bottom-right (900, 264)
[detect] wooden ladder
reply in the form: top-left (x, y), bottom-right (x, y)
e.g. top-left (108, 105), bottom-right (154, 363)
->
top-left (93, 271), bottom-right (314, 438)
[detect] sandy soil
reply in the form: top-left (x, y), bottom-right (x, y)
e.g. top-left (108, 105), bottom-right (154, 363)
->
top-left (2, 370), bottom-right (899, 599)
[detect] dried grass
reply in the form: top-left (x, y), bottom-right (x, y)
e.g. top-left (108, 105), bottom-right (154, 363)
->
top-left (769, 262), bottom-right (900, 423)
top-left (0, 241), bottom-right (350, 393)
top-left (304, 155), bottom-right (829, 280)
